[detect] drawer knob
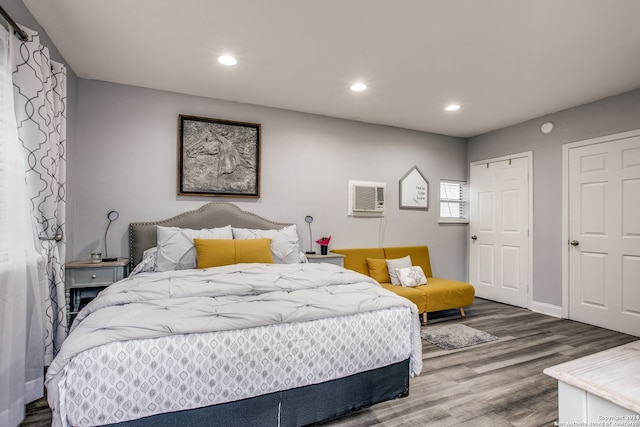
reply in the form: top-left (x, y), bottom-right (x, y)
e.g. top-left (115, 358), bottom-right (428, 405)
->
top-left (91, 274), bottom-right (97, 279)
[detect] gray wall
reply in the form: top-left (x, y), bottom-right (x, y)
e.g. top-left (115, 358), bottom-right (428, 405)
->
top-left (9, 0), bottom-right (639, 306)
top-left (468, 89), bottom-right (640, 307)
top-left (69, 79), bottom-right (470, 281)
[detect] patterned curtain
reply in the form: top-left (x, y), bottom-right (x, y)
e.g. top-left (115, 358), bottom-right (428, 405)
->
top-left (12, 26), bottom-right (67, 363)
top-left (1, 25), bottom-right (45, 426)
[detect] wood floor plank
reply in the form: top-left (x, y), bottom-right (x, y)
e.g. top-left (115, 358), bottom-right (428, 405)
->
top-left (21, 298), bottom-right (637, 427)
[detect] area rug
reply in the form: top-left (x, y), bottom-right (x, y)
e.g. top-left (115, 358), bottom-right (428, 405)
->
top-left (421, 324), bottom-right (498, 350)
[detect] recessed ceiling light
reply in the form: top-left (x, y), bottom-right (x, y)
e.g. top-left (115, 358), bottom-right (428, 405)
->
top-left (445, 104), bottom-right (461, 111)
top-left (218, 55), bottom-right (237, 66)
top-left (351, 83), bottom-right (367, 91)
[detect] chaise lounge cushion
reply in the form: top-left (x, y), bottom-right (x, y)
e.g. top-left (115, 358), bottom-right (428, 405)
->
top-left (379, 283), bottom-right (428, 312)
top-left (331, 246), bottom-right (474, 316)
top-left (417, 278), bottom-right (474, 312)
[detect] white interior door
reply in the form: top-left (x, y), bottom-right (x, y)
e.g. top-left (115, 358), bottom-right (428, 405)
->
top-left (469, 154), bottom-right (531, 308)
top-left (566, 132), bottom-right (640, 336)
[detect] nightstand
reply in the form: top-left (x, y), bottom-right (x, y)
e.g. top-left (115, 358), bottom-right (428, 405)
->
top-left (65, 258), bottom-right (130, 328)
top-left (306, 253), bottom-right (345, 267)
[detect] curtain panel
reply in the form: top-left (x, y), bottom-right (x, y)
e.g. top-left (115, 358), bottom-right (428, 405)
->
top-left (12, 26), bottom-right (68, 364)
top-left (0, 26), bottom-right (44, 427)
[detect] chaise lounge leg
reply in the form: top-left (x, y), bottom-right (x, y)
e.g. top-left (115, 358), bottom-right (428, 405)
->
top-left (422, 313), bottom-right (427, 324)
top-left (459, 307), bottom-right (465, 317)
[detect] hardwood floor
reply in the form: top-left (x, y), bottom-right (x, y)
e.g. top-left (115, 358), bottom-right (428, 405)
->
top-left (21, 397), bottom-right (51, 427)
top-left (21, 298), bottom-right (637, 427)
top-left (322, 299), bottom-right (637, 427)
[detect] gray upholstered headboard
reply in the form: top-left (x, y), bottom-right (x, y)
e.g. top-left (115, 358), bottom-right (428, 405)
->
top-left (129, 202), bottom-right (292, 268)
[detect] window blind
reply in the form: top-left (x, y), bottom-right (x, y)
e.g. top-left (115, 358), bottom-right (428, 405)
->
top-left (439, 180), bottom-right (468, 222)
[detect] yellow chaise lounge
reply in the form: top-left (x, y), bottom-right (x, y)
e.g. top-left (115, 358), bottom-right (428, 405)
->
top-left (331, 246), bottom-right (474, 323)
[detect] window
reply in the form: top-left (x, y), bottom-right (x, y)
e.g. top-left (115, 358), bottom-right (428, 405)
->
top-left (439, 180), bottom-right (468, 223)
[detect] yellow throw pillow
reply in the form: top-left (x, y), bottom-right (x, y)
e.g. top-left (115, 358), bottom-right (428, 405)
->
top-left (194, 238), bottom-right (274, 268)
top-left (366, 258), bottom-right (391, 283)
top-left (235, 238), bottom-right (274, 264)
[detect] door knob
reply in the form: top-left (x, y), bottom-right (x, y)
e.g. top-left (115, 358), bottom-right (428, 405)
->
top-left (471, 235), bottom-right (478, 240)
top-left (570, 240), bottom-right (579, 246)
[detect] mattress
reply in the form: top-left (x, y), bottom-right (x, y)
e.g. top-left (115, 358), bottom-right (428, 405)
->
top-left (61, 307), bottom-right (414, 426)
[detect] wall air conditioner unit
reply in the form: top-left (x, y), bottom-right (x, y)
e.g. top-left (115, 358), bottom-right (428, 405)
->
top-left (348, 180), bottom-right (386, 216)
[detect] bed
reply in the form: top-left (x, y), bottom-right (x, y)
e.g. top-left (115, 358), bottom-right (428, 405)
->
top-left (46, 202), bottom-right (422, 427)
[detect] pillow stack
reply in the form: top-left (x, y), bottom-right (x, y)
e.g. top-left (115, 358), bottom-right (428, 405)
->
top-left (231, 225), bottom-right (306, 264)
top-left (129, 224), bottom-right (307, 275)
top-left (366, 255), bottom-right (427, 287)
top-left (155, 225), bottom-right (233, 271)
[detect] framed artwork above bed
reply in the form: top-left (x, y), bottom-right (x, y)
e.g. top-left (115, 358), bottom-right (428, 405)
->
top-left (178, 115), bottom-right (261, 197)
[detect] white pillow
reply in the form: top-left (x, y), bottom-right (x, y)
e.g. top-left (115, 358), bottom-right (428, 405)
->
top-left (386, 256), bottom-right (412, 285)
top-left (232, 225), bottom-right (305, 264)
top-left (130, 247), bottom-right (157, 276)
top-left (396, 266), bottom-right (427, 287)
top-left (155, 225), bottom-right (233, 271)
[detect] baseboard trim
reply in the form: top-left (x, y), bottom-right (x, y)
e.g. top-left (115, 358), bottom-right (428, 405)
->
top-left (530, 301), bottom-right (563, 318)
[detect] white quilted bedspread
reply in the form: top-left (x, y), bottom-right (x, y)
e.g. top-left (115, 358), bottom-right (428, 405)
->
top-left (46, 262), bottom-right (422, 426)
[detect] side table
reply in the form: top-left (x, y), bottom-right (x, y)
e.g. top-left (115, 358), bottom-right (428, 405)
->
top-left (65, 257), bottom-right (130, 328)
top-left (306, 253), bottom-right (345, 267)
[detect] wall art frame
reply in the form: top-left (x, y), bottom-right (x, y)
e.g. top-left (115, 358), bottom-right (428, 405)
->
top-left (399, 165), bottom-right (429, 210)
top-left (178, 115), bottom-right (261, 197)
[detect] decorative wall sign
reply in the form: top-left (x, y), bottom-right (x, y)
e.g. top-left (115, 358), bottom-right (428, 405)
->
top-left (178, 115), bottom-right (260, 197)
top-left (399, 166), bottom-right (429, 210)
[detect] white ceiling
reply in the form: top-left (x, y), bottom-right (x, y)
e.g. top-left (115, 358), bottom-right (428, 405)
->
top-left (23, 0), bottom-right (640, 138)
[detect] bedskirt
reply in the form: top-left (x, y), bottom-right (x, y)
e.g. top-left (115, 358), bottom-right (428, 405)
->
top-left (104, 359), bottom-right (410, 427)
